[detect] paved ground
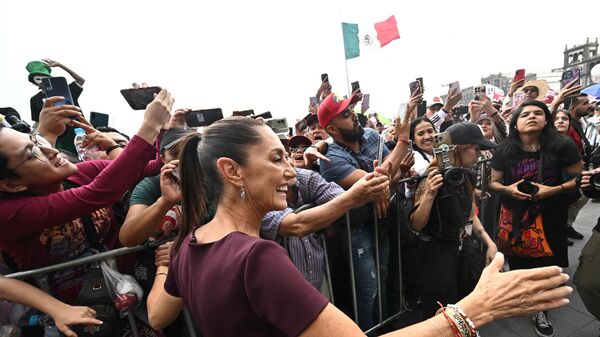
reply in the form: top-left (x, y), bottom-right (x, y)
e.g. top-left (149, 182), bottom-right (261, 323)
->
top-left (384, 200), bottom-right (599, 337)
top-left (480, 200), bottom-right (600, 337)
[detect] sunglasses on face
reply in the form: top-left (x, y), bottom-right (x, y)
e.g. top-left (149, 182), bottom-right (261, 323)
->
top-left (522, 88), bottom-right (538, 94)
top-left (290, 146), bottom-right (308, 153)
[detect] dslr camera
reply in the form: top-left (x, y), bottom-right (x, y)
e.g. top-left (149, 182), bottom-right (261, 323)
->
top-left (433, 131), bottom-right (466, 186)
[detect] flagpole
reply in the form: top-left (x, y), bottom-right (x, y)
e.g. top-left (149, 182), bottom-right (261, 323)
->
top-left (339, 10), bottom-right (351, 97)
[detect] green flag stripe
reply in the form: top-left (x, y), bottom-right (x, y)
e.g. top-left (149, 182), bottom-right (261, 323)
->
top-left (342, 22), bottom-right (360, 59)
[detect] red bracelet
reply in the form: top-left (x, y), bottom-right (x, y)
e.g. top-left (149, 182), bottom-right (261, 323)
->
top-left (398, 138), bottom-right (410, 145)
top-left (437, 303), bottom-right (461, 337)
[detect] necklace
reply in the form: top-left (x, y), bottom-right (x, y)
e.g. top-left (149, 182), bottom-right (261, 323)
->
top-left (522, 144), bottom-right (541, 152)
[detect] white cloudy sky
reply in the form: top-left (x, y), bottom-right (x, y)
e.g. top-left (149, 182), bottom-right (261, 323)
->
top-left (1, 0), bottom-right (599, 136)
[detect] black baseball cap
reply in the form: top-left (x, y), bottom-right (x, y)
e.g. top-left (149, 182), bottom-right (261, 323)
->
top-left (160, 127), bottom-right (195, 153)
top-left (446, 122), bottom-right (497, 150)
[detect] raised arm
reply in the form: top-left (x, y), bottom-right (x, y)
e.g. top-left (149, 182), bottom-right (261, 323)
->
top-left (277, 171), bottom-right (388, 237)
top-left (120, 160), bottom-right (181, 247)
top-left (43, 59), bottom-right (85, 86)
top-left (7, 90), bottom-right (173, 236)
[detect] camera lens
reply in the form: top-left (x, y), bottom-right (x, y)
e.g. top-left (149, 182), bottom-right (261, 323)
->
top-left (517, 182), bottom-right (539, 195)
top-left (591, 173), bottom-right (600, 189)
top-left (444, 168), bottom-right (466, 186)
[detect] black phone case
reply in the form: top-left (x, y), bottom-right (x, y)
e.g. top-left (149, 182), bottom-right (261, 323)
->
top-left (90, 112), bottom-right (109, 128)
top-left (184, 109), bottom-right (224, 127)
top-left (42, 77), bottom-right (74, 106)
top-left (120, 87), bottom-right (161, 110)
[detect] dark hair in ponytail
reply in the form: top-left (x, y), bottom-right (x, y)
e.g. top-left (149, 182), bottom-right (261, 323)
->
top-left (174, 117), bottom-right (265, 250)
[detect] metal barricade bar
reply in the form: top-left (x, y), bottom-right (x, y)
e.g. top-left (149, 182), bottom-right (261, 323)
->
top-left (345, 212), bottom-right (359, 323)
top-left (372, 204), bottom-right (383, 324)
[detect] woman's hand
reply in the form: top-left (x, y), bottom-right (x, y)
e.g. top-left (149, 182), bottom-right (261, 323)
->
top-left (424, 169), bottom-right (444, 199)
top-left (51, 305), bottom-right (103, 337)
top-left (160, 160), bottom-right (181, 206)
top-left (458, 252), bottom-right (571, 328)
top-left (504, 179), bottom-right (533, 201)
top-left (155, 241), bottom-right (174, 267)
top-left (399, 151), bottom-right (415, 178)
top-left (144, 89), bottom-right (174, 131)
top-left (485, 242), bottom-right (498, 266)
top-left (71, 120), bottom-right (118, 151)
top-left (531, 183), bottom-right (559, 200)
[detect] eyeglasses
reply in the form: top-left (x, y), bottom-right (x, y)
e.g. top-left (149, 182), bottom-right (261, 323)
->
top-left (289, 146), bottom-right (308, 153)
top-left (9, 133), bottom-right (49, 171)
top-left (522, 88), bottom-right (538, 94)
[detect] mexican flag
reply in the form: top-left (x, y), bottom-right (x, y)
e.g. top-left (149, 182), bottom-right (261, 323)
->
top-left (342, 15), bottom-right (400, 60)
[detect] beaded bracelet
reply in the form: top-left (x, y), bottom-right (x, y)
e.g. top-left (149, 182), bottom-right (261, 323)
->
top-left (446, 306), bottom-right (473, 337)
top-left (447, 304), bottom-right (479, 337)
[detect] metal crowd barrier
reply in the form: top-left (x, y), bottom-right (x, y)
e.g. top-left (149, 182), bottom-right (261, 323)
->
top-left (5, 239), bottom-right (198, 337)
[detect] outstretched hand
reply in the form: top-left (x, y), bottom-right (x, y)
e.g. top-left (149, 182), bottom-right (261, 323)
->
top-left (458, 252), bottom-right (571, 327)
top-left (52, 305), bottom-right (103, 337)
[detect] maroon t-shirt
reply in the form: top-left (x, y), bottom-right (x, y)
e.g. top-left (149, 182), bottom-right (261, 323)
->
top-left (165, 231), bottom-right (329, 337)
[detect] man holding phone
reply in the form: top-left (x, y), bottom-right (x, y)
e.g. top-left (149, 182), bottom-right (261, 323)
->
top-left (26, 59), bottom-right (85, 154)
top-left (317, 92), bottom-right (412, 329)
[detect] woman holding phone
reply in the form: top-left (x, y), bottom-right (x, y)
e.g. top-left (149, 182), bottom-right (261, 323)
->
top-left (489, 100), bottom-right (582, 337)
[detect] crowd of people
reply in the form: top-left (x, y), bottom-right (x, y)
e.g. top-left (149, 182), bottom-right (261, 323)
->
top-left (0, 59), bottom-right (599, 337)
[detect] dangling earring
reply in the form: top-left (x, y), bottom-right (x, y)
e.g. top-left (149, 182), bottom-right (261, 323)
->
top-left (240, 185), bottom-right (246, 200)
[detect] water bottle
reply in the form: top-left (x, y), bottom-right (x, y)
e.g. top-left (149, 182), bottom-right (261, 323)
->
top-left (74, 128), bottom-right (99, 161)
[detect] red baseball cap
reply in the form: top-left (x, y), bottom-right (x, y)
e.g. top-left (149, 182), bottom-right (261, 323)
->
top-left (317, 93), bottom-right (360, 128)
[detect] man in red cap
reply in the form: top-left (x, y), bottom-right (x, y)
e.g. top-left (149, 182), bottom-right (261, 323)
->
top-left (317, 92), bottom-right (412, 329)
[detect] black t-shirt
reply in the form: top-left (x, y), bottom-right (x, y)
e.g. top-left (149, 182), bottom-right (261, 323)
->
top-left (418, 170), bottom-right (474, 243)
top-left (490, 139), bottom-right (580, 267)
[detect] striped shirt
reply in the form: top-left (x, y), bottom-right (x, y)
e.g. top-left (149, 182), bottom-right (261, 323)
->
top-left (260, 168), bottom-right (345, 289)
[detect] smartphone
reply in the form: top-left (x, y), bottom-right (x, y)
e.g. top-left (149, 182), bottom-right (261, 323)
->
top-left (407, 140), bottom-right (414, 155)
top-left (449, 81), bottom-right (460, 93)
top-left (120, 87), bottom-right (161, 110)
top-left (168, 170), bottom-right (179, 184)
top-left (253, 111), bottom-right (272, 119)
top-left (409, 80), bottom-right (421, 96)
top-left (376, 135), bottom-right (385, 165)
top-left (417, 100), bottom-right (427, 116)
top-left (309, 97), bottom-right (318, 107)
top-left (513, 92), bottom-right (525, 110)
top-left (266, 118), bottom-right (288, 134)
top-left (473, 85), bottom-right (486, 100)
top-left (232, 109), bottom-right (254, 117)
top-left (321, 73), bottom-right (329, 83)
top-left (361, 93), bottom-right (370, 110)
top-left (42, 77), bottom-right (74, 106)
top-left (433, 131), bottom-right (455, 165)
top-left (433, 131), bottom-right (453, 148)
top-left (416, 77), bottom-right (424, 91)
top-left (351, 81), bottom-right (361, 94)
top-left (561, 67), bottom-right (581, 89)
top-left (514, 69), bottom-right (525, 82)
top-left (184, 108), bottom-right (223, 127)
top-left (90, 112), bottom-right (109, 128)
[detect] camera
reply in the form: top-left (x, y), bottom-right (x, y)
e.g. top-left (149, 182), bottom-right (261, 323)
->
top-left (433, 132), bottom-right (466, 186)
top-left (0, 107), bottom-right (31, 133)
top-left (433, 144), bottom-right (466, 186)
top-left (590, 173), bottom-right (600, 189)
top-left (517, 181), bottom-right (539, 195)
